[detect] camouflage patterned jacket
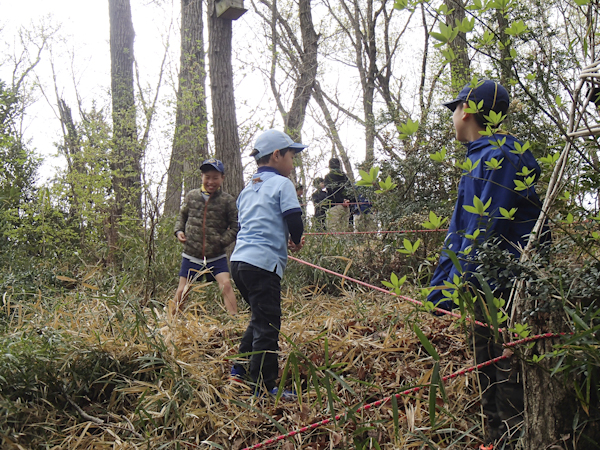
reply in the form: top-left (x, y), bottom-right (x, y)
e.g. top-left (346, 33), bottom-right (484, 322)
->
top-left (174, 189), bottom-right (239, 260)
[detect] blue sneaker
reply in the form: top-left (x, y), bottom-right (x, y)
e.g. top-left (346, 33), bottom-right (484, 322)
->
top-left (267, 386), bottom-right (297, 402)
top-left (230, 365), bottom-right (247, 382)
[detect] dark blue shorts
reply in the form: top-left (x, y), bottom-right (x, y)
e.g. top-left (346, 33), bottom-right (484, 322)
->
top-left (178, 256), bottom-right (229, 282)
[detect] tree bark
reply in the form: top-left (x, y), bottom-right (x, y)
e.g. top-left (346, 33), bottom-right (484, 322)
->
top-left (511, 267), bottom-right (600, 449)
top-left (164, 0), bottom-right (209, 216)
top-left (495, 9), bottom-right (512, 89)
top-left (313, 82), bottom-right (354, 184)
top-left (444, 0), bottom-right (470, 91)
top-left (109, 0), bottom-right (141, 218)
top-left (208, 0), bottom-right (244, 198)
top-left (256, 0), bottom-right (318, 184)
top-left (283, 0), bottom-right (318, 144)
top-left (338, 0), bottom-right (379, 165)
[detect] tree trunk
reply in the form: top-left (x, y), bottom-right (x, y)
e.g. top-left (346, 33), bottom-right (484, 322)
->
top-left (208, 0), bottom-right (244, 198)
top-left (109, 0), bottom-right (141, 218)
top-left (444, 0), bottom-right (470, 91)
top-left (257, 0), bottom-right (318, 184)
top-left (164, 0), bottom-right (209, 216)
top-left (342, 0), bottom-right (378, 164)
top-left (313, 82), bottom-right (354, 184)
top-left (283, 0), bottom-right (318, 143)
top-left (515, 296), bottom-right (600, 449)
top-left (495, 9), bottom-right (512, 89)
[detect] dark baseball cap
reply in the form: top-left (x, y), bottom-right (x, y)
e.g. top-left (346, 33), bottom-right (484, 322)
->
top-left (253, 129), bottom-right (307, 160)
top-left (443, 79), bottom-right (510, 113)
top-left (200, 158), bottom-right (225, 173)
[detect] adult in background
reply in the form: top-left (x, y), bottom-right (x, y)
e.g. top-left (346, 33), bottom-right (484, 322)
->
top-left (311, 177), bottom-right (327, 230)
top-left (324, 157), bottom-right (352, 232)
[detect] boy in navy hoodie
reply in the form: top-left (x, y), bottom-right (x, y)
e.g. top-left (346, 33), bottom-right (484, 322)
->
top-left (428, 80), bottom-right (544, 447)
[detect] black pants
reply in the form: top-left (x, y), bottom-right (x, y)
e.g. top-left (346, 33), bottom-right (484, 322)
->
top-left (231, 261), bottom-right (281, 391)
top-left (473, 320), bottom-right (524, 443)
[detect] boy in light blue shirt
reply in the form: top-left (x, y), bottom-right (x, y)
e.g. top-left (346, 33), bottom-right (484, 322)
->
top-left (230, 129), bottom-right (306, 399)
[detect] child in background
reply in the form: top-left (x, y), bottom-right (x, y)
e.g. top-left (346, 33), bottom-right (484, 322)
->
top-left (230, 129), bottom-right (306, 399)
top-left (173, 158), bottom-right (239, 315)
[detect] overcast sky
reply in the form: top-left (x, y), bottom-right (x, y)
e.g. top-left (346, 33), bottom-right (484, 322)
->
top-left (1, 0), bottom-right (415, 188)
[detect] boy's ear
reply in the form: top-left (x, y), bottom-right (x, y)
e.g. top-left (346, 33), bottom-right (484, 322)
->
top-left (271, 149), bottom-right (281, 160)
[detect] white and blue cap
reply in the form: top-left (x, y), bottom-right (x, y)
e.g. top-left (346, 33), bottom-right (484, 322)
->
top-left (253, 129), bottom-right (308, 161)
top-left (201, 158), bottom-right (225, 173)
top-left (443, 79), bottom-right (510, 113)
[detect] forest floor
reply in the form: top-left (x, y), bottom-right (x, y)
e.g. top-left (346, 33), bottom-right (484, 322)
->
top-left (1, 269), bottom-right (488, 449)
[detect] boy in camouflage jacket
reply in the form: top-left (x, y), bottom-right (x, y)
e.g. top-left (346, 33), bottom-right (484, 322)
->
top-left (173, 159), bottom-right (239, 315)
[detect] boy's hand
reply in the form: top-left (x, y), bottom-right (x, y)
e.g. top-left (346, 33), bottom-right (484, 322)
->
top-left (176, 231), bottom-right (187, 243)
top-left (288, 236), bottom-right (305, 253)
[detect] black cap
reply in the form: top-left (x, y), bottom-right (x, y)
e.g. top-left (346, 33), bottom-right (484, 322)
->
top-left (443, 79), bottom-right (510, 113)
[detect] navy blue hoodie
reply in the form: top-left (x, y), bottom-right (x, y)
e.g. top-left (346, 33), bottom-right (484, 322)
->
top-left (428, 133), bottom-right (543, 309)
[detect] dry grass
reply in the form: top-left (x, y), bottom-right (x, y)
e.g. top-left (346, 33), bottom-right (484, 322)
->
top-left (1, 276), bottom-right (484, 449)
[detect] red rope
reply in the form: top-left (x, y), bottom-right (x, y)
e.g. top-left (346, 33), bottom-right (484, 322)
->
top-left (304, 229), bottom-right (448, 236)
top-left (241, 331), bottom-right (567, 450)
top-left (288, 255), bottom-right (489, 328)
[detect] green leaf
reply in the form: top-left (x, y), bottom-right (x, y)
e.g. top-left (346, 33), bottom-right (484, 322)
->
top-left (484, 110), bottom-right (506, 127)
top-left (391, 394), bottom-right (400, 441)
top-left (474, 273), bottom-right (500, 341)
top-left (430, 362), bottom-right (440, 426)
top-left (565, 307), bottom-right (589, 330)
top-left (574, 0), bottom-right (590, 5)
top-left (464, 99), bottom-right (484, 114)
top-left (441, 47), bottom-right (456, 63)
top-left (357, 167), bottom-right (380, 186)
top-left (398, 117), bottom-right (419, 139)
top-left (466, 0), bottom-right (483, 10)
top-left (561, 213), bottom-right (575, 224)
top-left (397, 238), bottom-right (421, 255)
top-left (539, 152), bottom-right (560, 165)
top-left (413, 324), bottom-right (440, 361)
top-left (514, 176), bottom-right (535, 191)
top-left (456, 157), bottom-right (481, 173)
top-left (430, 22), bottom-right (459, 45)
top-left (499, 207), bottom-right (517, 220)
top-left (516, 166), bottom-right (535, 177)
top-left (455, 16), bottom-right (475, 33)
top-left (511, 141), bottom-right (531, 154)
top-left (555, 94), bottom-right (563, 107)
top-left (465, 228), bottom-right (481, 240)
top-left (439, 249), bottom-right (463, 275)
top-left (559, 191), bottom-right (571, 201)
top-left (376, 175), bottom-right (397, 193)
top-left (509, 323), bottom-right (530, 338)
top-left (489, 136), bottom-right (507, 149)
top-left (422, 211), bottom-right (448, 229)
top-left (505, 20), bottom-right (527, 36)
top-left (480, 29), bottom-right (494, 45)
top-left (463, 195), bottom-right (491, 216)
top-left (430, 147), bottom-right (447, 163)
top-left (394, 0), bottom-right (409, 9)
top-left (484, 157), bottom-right (504, 170)
top-left (488, 0), bottom-right (513, 11)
